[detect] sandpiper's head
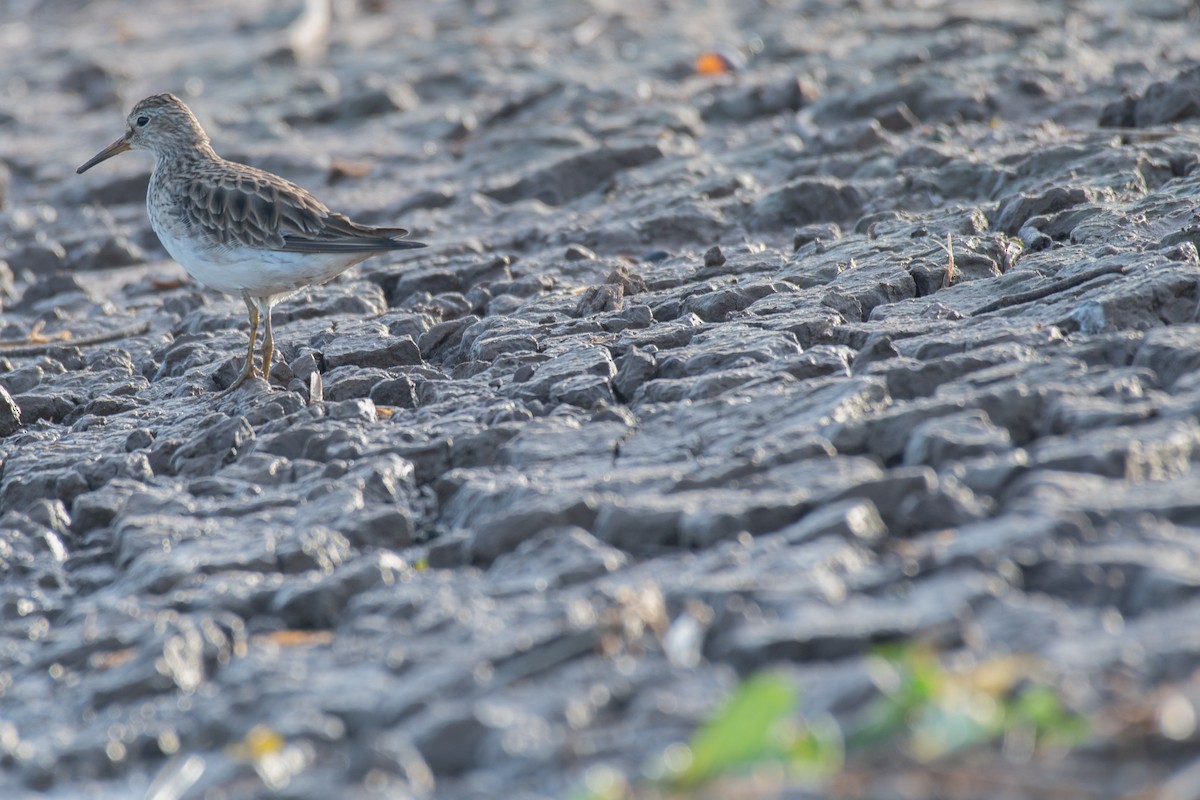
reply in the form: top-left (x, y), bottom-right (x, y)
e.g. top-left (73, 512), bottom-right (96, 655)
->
top-left (77, 93), bottom-right (209, 174)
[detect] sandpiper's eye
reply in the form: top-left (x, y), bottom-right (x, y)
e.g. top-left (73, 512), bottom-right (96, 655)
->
top-left (136, 115), bottom-right (149, 127)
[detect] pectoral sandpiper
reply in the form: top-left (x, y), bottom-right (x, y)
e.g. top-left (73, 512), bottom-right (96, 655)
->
top-left (77, 93), bottom-right (426, 396)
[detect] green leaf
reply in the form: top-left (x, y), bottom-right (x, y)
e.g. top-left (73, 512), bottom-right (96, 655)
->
top-left (1005, 686), bottom-right (1090, 745)
top-left (788, 714), bottom-right (845, 777)
top-left (847, 644), bottom-right (942, 750)
top-left (672, 673), bottom-right (799, 788)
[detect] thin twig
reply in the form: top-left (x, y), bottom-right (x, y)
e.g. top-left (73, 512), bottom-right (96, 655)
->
top-left (934, 233), bottom-right (957, 288)
top-left (0, 321), bottom-right (151, 357)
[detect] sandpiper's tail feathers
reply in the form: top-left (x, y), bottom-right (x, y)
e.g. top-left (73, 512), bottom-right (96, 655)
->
top-left (280, 215), bottom-right (428, 254)
top-left (280, 234), bottom-right (428, 254)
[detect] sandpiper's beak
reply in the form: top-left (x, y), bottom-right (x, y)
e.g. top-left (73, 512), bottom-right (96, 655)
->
top-left (77, 136), bottom-right (132, 174)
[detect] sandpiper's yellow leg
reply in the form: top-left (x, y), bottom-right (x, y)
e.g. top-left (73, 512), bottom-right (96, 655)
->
top-left (261, 303), bottom-right (275, 384)
top-left (218, 297), bottom-right (260, 397)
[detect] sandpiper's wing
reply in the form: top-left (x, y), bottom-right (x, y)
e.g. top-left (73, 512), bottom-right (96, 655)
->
top-left (280, 213), bottom-right (426, 253)
top-left (181, 160), bottom-right (425, 253)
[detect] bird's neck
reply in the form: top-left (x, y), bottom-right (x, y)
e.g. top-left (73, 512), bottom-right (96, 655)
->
top-left (153, 142), bottom-right (220, 172)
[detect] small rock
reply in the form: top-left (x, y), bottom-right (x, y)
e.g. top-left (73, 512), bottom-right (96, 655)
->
top-left (275, 527), bottom-right (353, 578)
top-left (0, 385), bottom-right (21, 436)
top-left (817, 466), bottom-right (935, 526)
top-left (286, 83), bottom-right (419, 125)
top-left (904, 411), bottom-right (1013, 468)
top-left (466, 331), bottom-right (539, 362)
top-left (370, 376), bottom-right (418, 408)
top-left (551, 373), bottom-right (614, 407)
top-left (484, 143), bottom-right (665, 206)
top-left (573, 283), bottom-right (624, 317)
top-left (14, 239), bottom-right (68, 275)
top-left (15, 393), bottom-right (77, 424)
top-left (323, 335), bottom-right (422, 370)
top-left (27, 498), bottom-right (71, 535)
top-left (1098, 95), bottom-right (1137, 128)
top-left (605, 264), bottom-right (648, 295)
top-left (60, 58), bottom-right (123, 109)
top-left (14, 273), bottom-right (93, 310)
top-left (682, 283), bottom-right (778, 322)
top-left (700, 73), bottom-right (817, 121)
top-left (613, 347), bottom-right (657, 402)
top-left (793, 222), bottom-right (842, 251)
top-left (168, 415), bottom-right (254, 477)
top-left (90, 234), bottom-right (147, 269)
top-left (415, 707), bottom-right (491, 776)
top-left (875, 101), bottom-right (921, 132)
top-left (591, 496), bottom-right (683, 550)
top-left (565, 243), bottom-right (596, 261)
top-left (1100, 65), bottom-right (1200, 127)
top-left (69, 483), bottom-right (133, 534)
top-left (776, 499), bottom-right (886, 544)
top-left (418, 316), bottom-right (477, 361)
top-left (749, 177), bottom-right (864, 230)
top-left (324, 367), bottom-right (392, 401)
top-left (425, 531), bottom-right (470, 568)
top-left (342, 507), bottom-right (416, 549)
top-left (489, 526), bottom-right (627, 591)
top-left (849, 335), bottom-right (899, 372)
top-left (387, 269), bottom-right (464, 306)
top-left (124, 429), bottom-right (155, 452)
top-left (703, 246), bottom-right (726, 268)
top-left (518, 345), bottom-right (616, 403)
top-left (467, 499), bottom-right (599, 565)
top-left (602, 303), bottom-right (654, 333)
top-left (464, 285), bottom-right (492, 313)
top-left (993, 186), bottom-right (1107, 235)
top-left (288, 352), bottom-right (320, 384)
top-left (78, 172), bottom-right (150, 205)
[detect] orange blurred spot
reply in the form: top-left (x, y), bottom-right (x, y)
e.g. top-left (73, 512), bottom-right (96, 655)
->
top-left (243, 725), bottom-right (285, 759)
top-left (695, 52), bottom-right (734, 75)
top-left (328, 158), bottom-right (375, 184)
top-left (257, 630), bottom-right (334, 648)
top-left (89, 648), bottom-right (136, 670)
top-left (26, 320), bottom-right (71, 344)
top-left (226, 724), bottom-right (285, 762)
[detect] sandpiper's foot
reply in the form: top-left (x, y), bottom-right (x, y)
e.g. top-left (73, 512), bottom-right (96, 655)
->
top-left (216, 362), bottom-right (261, 398)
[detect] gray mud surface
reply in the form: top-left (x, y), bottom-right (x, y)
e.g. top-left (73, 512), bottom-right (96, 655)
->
top-left (5, 0), bottom-right (1200, 797)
